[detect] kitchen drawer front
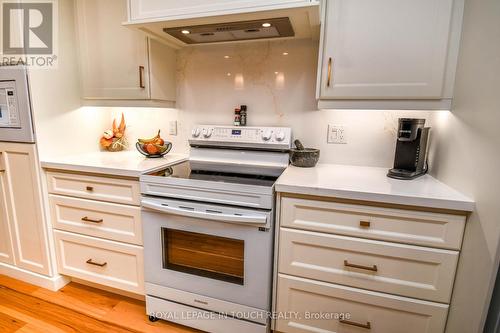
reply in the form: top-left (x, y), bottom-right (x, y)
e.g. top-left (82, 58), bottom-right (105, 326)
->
top-left (280, 196), bottom-right (466, 250)
top-left (54, 230), bottom-right (144, 294)
top-left (276, 274), bottom-right (449, 333)
top-left (46, 171), bottom-right (141, 205)
top-left (279, 228), bottom-right (458, 303)
top-left (50, 195), bottom-right (143, 245)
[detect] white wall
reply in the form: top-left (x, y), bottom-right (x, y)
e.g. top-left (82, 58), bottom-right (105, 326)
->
top-left (429, 0), bottom-right (500, 331)
top-left (30, 0), bottom-right (108, 159)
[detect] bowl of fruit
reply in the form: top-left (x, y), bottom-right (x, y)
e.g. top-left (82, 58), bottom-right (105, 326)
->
top-left (136, 130), bottom-right (172, 158)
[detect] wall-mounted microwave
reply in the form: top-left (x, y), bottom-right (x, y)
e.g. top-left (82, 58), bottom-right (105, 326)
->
top-left (0, 83), bottom-right (21, 128)
top-left (0, 66), bottom-right (35, 143)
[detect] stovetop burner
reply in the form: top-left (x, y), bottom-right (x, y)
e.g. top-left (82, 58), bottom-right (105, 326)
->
top-left (148, 161), bottom-right (278, 187)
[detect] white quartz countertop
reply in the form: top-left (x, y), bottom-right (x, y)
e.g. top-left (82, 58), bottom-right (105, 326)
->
top-left (276, 164), bottom-right (475, 212)
top-left (41, 151), bottom-right (188, 178)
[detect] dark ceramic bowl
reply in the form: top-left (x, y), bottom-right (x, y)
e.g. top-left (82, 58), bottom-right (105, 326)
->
top-left (289, 148), bottom-right (320, 167)
top-left (136, 141), bottom-right (172, 158)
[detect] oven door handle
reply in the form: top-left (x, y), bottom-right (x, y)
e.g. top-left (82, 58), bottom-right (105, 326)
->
top-left (141, 199), bottom-right (268, 225)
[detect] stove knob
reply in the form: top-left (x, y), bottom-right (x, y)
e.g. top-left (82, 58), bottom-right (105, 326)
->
top-left (275, 131), bottom-right (286, 142)
top-left (203, 128), bottom-right (213, 138)
top-left (191, 127), bottom-right (201, 138)
top-left (262, 130), bottom-right (272, 141)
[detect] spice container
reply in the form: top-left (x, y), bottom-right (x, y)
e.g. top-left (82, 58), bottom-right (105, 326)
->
top-left (240, 105), bottom-right (247, 126)
top-left (234, 108), bottom-right (241, 126)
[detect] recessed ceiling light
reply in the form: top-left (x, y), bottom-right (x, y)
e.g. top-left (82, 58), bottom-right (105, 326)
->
top-left (274, 71), bottom-right (279, 75)
top-left (181, 30), bottom-right (190, 34)
top-left (227, 72), bottom-right (232, 76)
top-left (262, 23), bottom-right (271, 28)
top-left (282, 52), bottom-right (289, 56)
top-left (224, 55), bottom-right (230, 59)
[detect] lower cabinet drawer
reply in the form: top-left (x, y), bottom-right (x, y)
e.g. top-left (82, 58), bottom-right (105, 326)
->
top-left (276, 274), bottom-right (449, 333)
top-left (54, 230), bottom-right (144, 294)
top-left (50, 194), bottom-right (143, 245)
top-left (280, 196), bottom-right (466, 250)
top-left (279, 228), bottom-right (458, 303)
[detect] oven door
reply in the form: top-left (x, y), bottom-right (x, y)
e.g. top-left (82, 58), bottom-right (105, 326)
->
top-left (141, 197), bottom-right (273, 311)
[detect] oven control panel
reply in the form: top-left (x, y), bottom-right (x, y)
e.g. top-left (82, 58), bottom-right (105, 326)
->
top-left (189, 125), bottom-right (292, 149)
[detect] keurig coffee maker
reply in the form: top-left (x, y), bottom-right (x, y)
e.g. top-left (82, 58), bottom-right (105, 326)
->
top-left (388, 118), bottom-right (430, 180)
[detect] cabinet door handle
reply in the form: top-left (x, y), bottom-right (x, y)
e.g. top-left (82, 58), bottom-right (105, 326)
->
top-left (0, 152), bottom-right (5, 172)
top-left (86, 259), bottom-right (107, 267)
top-left (327, 57), bottom-right (332, 87)
top-left (86, 186), bottom-right (94, 192)
top-left (340, 319), bottom-right (371, 330)
top-left (139, 65), bottom-right (145, 88)
top-left (81, 216), bottom-right (103, 224)
top-left (344, 260), bottom-right (378, 272)
top-left (360, 220), bottom-right (371, 228)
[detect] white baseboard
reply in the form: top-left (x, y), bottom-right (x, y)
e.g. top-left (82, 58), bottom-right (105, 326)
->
top-left (0, 262), bottom-right (70, 291)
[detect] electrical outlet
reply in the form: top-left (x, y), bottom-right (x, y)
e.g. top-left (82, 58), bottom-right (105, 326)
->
top-left (327, 124), bottom-right (347, 144)
top-left (169, 120), bottom-right (178, 136)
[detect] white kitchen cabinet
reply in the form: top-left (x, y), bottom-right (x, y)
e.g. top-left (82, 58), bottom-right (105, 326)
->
top-left (75, 0), bottom-right (176, 102)
top-left (54, 230), bottom-right (144, 294)
top-left (274, 193), bottom-right (468, 333)
top-left (317, 0), bottom-right (464, 109)
top-left (128, 0), bottom-right (318, 22)
top-left (47, 169), bottom-right (145, 295)
top-left (276, 274), bottom-right (449, 333)
top-left (0, 165), bottom-right (14, 265)
top-left (0, 143), bottom-right (50, 275)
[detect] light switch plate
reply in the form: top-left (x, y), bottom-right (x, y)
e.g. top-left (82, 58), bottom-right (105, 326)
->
top-left (169, 120), bottom-right (178, 136)
top-left (327, 124), bottom-right (347, 144)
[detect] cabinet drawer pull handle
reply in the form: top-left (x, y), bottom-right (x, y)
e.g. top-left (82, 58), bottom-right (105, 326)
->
top-left (340, 319), bottom-right (371, 329)
top-left (327, 57), bottom-right (332, 87)
top-left (86, 259), bottom-right (107, 267)
top-left (139, 65), bottom-right (145, 88)
top-left (344, 260), bottom-right (378, 272)
top-left (81, 216), bottom-right (103, 223)
top-left (360, 220), bottom-right (371, 228)
top-left (86, 186), bottom-right (94, 192)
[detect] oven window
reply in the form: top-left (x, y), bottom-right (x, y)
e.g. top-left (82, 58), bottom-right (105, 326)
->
top-left (162, 228), bottom-right (244, 285)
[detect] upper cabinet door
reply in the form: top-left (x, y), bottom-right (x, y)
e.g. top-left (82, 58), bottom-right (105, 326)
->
top-left (319, 0), bottom-right (455, 100)
top-left (129, 0), bottom-right (316, 22)
top-left (76, 0), bottom-right (150, 100)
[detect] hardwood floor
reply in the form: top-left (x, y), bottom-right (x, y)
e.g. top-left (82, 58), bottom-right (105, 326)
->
top-left (0, 275), bottom-right (202, 333)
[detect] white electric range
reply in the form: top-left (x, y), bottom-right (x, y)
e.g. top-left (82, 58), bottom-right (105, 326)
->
top-left (140, 125), bottom-right (292, 333)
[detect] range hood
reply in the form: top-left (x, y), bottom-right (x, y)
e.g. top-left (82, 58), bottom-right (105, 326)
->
top-left (124, 4), bottom-right (320, 47)
top-left (164, 17), bottom-right (295, 44)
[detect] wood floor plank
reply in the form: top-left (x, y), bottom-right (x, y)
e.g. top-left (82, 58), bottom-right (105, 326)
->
top-left (0, 275), bottom-right (203, 333)
top-left (0, 285), bottom-right (134, 333)
top-left (0, 305), bottom-right (67, 333)
top-left (0, 311), bottom-right (25, 333)
top-left (32, 282), bottom-right (122, 319)
top-left (0, 275), bottom-right (40, 295)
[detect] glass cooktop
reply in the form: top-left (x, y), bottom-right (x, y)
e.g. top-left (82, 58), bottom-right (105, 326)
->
top-left (147, 161), bottom-right (278, 187)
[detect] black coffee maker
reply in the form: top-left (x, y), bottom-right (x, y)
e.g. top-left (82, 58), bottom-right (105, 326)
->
top-left (387, 118), bottom-right (430, 180)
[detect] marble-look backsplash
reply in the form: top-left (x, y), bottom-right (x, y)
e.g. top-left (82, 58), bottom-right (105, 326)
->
top-left (101, 38), bottom-right (439, 168)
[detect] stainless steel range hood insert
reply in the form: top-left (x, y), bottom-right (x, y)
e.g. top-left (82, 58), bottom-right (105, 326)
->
top-left (163, 17), bottom-right (294, 44)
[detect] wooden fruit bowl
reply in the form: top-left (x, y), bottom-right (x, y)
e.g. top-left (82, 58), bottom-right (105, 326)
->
top-left (135, 142), bottom-right (172, 158)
